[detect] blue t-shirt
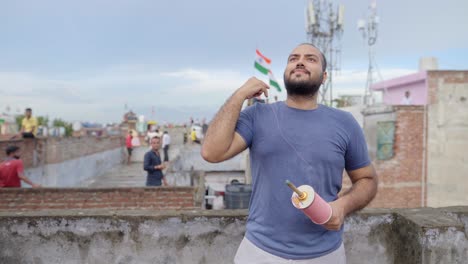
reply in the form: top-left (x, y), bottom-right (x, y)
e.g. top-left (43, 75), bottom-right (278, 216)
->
top-left (143, 150), bottom-right (164, 186)
top-left (235, 102), bottom-right (370, 260)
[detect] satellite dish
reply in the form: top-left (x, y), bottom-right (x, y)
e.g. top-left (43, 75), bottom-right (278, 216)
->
top-left (72, 121), bottom-right (82, 131)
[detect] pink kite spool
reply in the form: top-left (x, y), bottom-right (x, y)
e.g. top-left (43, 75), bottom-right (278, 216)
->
top-left (290, 185), bottom-right (332, 225)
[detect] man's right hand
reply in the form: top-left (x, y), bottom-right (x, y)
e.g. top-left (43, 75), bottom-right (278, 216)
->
top-left (154, 164), bottom-right (166, 170)
top-left (32, 184), bottom-right (41, 188)
top-left (236, 77), bottom-right (270, 100)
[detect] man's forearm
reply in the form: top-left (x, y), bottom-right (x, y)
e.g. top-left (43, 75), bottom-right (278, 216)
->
top-left (19, 175), bottom-right (35, 186)
top-left (202, 91), bottom-right (245, 159)
top-left (340, 177), bottom-right (378, 216)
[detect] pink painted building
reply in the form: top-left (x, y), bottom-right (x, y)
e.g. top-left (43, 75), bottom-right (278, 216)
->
top-left (371, 71), bottom-right (428, 105)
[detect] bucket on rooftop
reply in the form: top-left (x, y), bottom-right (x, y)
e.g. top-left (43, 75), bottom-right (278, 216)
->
top-left (224, 182), bottom-right (252, 209)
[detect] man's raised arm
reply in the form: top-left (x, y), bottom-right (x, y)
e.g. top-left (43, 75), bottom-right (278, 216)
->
top-left (201, 77), bottom-right (269, 163)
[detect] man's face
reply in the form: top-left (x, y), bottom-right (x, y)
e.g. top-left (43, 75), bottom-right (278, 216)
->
top-left (283, 44), bottom-right (327, 97)
top-left (25, 110), bottom-right (31, 118)
top-left (150, 138), bottom-right (161, 151)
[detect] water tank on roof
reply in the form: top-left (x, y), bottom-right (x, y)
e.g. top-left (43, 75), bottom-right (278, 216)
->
top-left (419, 57), bottom-right (438, 71)
top-left (224, 183), bottom-right (252, 209)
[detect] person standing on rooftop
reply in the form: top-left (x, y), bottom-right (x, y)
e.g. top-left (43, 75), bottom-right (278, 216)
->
top-left (202, 43), bottom-right (378, 263)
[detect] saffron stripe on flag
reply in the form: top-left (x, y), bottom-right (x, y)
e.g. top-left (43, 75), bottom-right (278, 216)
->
top-left (256, 49), bottom-right (272, 64)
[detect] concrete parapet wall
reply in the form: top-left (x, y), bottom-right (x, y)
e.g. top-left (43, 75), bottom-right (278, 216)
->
top-left (427, 71), bottom-right (468, 207)
top-left (171, 146), bottom-right (246, 172)
top-left (1, 207), bottom-right (467, 264)
top-left (26, 148), bottom-right (123, 187)
top-left (0, 136), bottom-right (124, 168)
top-left (0, 187), bottom-right (197, 211)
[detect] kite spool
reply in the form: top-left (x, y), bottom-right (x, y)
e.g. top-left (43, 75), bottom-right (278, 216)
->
top-left (286, 180), bottom-right (332, 225)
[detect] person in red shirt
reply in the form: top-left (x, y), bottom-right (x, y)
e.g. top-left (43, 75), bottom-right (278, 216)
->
top-left (0, 146), bottom-right (41, 188)
top-left (126, 131), bottom-right (133, 165)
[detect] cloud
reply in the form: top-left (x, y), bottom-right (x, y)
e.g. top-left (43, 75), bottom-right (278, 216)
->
top-left (159, 68), bottom-right (247, 93)
top-left (332, 68), bottom-right (416, 97)
top-left (0, 72), bottom-right (93, 103)
top-left (0, 66), bottom-right (249, 122)
top-left (334, 68), bottom-right (415, 85)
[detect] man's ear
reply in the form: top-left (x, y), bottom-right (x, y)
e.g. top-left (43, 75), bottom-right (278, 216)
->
top-left (322, 71), bottom-right (328, 84)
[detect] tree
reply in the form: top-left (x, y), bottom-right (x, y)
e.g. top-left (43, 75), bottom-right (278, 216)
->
top-left (15, 115), bottom-right (24, 130)
top-left (37, 116), bottom-right (49, 127)
top-left (52, 119), bottom-right (73, 137)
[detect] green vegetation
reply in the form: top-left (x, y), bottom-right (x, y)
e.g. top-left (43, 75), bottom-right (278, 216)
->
top-left (52, 119), bottom-right (73, 137)
top-left (15, 115), bottom-right (23, 130)
top-left (37, 116), bottom-right (49, 126)
top-left (15, 115), bottom-right (72, 137)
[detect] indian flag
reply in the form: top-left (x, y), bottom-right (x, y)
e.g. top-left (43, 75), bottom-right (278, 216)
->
top-left (254, 49), bottom-right (271, 75)
top-left (268, 70), bottom-right (281, 92)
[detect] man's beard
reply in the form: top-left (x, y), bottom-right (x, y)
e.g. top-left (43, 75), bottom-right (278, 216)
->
top-left (284, 72), bottom-right (323, 97)
top-left (13, 155), bottom-right (20, 159)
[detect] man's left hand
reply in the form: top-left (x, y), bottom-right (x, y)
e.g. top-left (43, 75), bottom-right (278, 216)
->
top-left (322, 199), bottom-right (346, 231)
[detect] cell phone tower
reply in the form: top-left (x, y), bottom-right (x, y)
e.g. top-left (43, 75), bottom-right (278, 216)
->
top-left (358, 0), bottom-right (380, 106)
top-left (305, 0), bottom-right (344, 105)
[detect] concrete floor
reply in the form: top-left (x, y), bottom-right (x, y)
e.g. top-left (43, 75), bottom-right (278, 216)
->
top-left (84, 161), bottom-right (147, 187)
top-left (81, 141), bottom-right (245, 188)
top-left (83, 145), bottom-right (184, 188)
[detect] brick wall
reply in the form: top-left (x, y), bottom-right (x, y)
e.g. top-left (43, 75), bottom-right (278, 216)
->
top-left (0, 136), bottom-right (124, 168)
top-left (44, 136), bottom-right (123, 164)
top-left (0, 187), bottom-right (197, 211)
top-left (0, 138), bottom-right (36, 167)
top-left (427, 71), bottom-right (468, 105)
top-left (370, 106), bottom-right (424, 208)
top-left (351, 106), bottom-right (425, 208)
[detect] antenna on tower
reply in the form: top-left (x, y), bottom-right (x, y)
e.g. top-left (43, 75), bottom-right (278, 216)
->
top-left (358, 0), bottom-right (381, 106)
top-left (305, 0), bottom-right (344, 106)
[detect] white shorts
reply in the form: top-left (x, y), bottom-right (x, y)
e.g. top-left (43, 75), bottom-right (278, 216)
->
top-left (234, 237), bottom-right (346, 264)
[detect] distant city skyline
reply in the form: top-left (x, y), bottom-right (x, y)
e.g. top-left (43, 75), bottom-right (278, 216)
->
top-left (1, 0), bottom-right (467, 123)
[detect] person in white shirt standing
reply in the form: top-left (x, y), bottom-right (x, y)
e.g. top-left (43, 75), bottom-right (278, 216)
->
top-left (400, 90), bottom-right (412, 105)
top-left (146, 129), bottom-right (158, 147)
top-left (162, 131), bottom-right (171, 162)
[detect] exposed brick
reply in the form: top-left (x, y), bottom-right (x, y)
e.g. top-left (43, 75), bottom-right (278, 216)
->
top-left (0, 136), bottom-right (124, 169)
top-left (0, 187), bottom-right (197, 211)
top-left (361, 106), bottom-right (425, 208)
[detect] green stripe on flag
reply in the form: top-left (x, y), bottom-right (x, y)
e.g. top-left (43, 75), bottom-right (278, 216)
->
top-left (269, 79), bottom-right (281, 92)
top-left (254, 61), bottom-right (269, 75)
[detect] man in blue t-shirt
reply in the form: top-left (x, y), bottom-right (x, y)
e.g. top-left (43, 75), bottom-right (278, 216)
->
top-left (144, 136), bottom-right (168, 186)
top-left (201, 43), bottom-right (378, 263)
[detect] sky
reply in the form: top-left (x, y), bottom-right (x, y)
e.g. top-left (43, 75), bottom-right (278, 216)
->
top-left (1, 0), bottom-right (467, 124)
